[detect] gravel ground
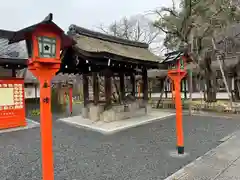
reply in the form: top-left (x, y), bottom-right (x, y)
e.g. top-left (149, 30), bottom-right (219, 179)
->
top-left (1, 115), bottom-right (240, 180)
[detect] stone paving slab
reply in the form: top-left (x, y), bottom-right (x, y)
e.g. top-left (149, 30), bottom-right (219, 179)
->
top-left (165, 131), bottom-right (240, 180)
top-left (58, 110), bottom-right (175, 134)
top-left (216, 157), bottom-right (240, 180)
top-left (0, 119), bottom-right (39, 134)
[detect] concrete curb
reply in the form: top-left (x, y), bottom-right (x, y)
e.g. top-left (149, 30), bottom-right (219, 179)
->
top-left (59, 114), bottom-right (175, 135)
top-left (102, 114), bottom-right (175, 135)
top-left (0, 119), bottom-right (40, 134)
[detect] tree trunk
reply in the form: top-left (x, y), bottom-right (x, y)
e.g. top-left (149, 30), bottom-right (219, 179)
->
top-left (204, 56), bottom-right (217, 102)
top-left (235, 78), bottom-right (240, 100)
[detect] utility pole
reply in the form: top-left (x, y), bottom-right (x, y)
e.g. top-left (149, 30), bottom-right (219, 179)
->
top-left (212, 38), bottom-right (233, 110)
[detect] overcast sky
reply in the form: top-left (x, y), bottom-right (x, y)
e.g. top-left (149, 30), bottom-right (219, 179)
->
top-left (0, 0), bottom-right (175, 32)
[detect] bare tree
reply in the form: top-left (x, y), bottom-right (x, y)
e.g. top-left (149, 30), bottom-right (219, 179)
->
top-left (98, 14), bottom-right (162, 54)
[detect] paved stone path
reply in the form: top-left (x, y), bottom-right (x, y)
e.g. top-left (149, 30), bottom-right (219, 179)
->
top-left (1, 115), bottom-right (240, 180)
top-left (165, 130), bottom-right (240, 180)
top-left (58, 110), bottom-right (174, 134)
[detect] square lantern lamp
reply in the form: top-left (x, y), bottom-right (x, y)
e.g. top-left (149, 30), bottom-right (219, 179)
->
top-left (167, 55), bottom-right (186, 72)
top-left (37, 36), bottom-right (57, 58)
top-left (7, 13), bottom-right (74, 65)
top-left (26, 36), bottom-right (58, 60)
top-left (27, 30), bottom-right (61, 65)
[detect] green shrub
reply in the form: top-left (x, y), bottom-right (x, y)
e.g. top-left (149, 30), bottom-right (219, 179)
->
top-left (29, 109), bottom-right (40, 116)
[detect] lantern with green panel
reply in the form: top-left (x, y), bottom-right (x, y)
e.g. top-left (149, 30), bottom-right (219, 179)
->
top-left (37, 36), bottom-right (57, 58)
top-left (164, 51), bottom-right (187, 72)
top-left (179, 56), bottom-right (185, 70)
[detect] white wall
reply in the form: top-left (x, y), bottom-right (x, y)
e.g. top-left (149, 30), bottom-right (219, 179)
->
top-left (139, 92), bottom-right (231, 99)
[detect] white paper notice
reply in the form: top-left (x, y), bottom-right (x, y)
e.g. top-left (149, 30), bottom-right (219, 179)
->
top-left (0, 88), bottom-right (14, 106)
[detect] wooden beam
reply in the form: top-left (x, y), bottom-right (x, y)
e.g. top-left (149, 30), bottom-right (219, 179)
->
top-left (74, 49), bottom-right (160, 68)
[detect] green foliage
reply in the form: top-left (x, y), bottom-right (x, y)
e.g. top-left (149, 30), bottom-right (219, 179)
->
top-left (29, 109), bottom-right (40, 116)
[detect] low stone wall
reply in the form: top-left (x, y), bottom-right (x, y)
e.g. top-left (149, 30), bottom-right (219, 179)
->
top-left (151, 99), bottom-right (240, 114)
top-left (81, 100), bottom-right (152, 122)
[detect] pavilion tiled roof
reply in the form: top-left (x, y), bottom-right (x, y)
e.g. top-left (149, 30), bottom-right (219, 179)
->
top-left (0, 30), bottom-right (28, 60)
top-left (68, 25), bottom-right (161, 63)
top-left (0, 29), bottom-right (28, 67)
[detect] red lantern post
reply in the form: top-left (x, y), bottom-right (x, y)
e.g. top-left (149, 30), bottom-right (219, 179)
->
top-left (8, 14), bottom-right (74, 180)
top-left (167, 55), bottom-right (187, 154)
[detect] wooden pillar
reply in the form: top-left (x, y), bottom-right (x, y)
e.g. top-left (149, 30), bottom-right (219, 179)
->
top-left (119, 72), bottom-right (125, 100)
top-left (92, 72), bottom-right (99, 105)
top-left (104, 70), bottom-right (112, 106)
top-left (12, 68), bottom-right (16, 77)
top-left (130, 73), bottom-right (135, 97)
top-left (83, 74), bottom-right (89, 107)
top-left (142, 67), bottom-right (148, 101)
top-left (184, 78), bottom-right (187, 99)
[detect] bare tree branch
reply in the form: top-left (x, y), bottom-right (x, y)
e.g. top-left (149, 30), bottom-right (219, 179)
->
top-left (97, 24), bottom-right (110, 35)
top-left (98, 14), bottom-right (161, 47)
top-left (160, 7), bottom-right (179, 17)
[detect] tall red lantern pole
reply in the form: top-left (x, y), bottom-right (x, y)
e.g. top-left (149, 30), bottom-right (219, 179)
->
top-left (167, 56), bottom-right (187, 154)
top-left (8, 14), bottom-right (74, 180)
top-left (29, 65), bottom-right (58, 179)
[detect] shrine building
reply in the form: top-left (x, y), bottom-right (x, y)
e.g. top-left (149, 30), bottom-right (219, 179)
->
top-left (58, 25), bottom-right (162, 121)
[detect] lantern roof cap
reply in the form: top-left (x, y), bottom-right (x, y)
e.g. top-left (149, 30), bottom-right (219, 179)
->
top-left (7, 13), bottom-right (75, 49)
top-left (161, 49), bottom-right (192, 64)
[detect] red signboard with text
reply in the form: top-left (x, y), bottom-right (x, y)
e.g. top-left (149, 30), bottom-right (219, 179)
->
top-left (0, 78), bottom-right (26, 129)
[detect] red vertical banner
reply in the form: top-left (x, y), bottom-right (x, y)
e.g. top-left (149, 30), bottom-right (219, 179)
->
top-left (0, 78), bottom-right (26, 129)
top-left (69, 87), bottom-right (73, 115)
